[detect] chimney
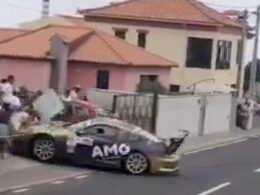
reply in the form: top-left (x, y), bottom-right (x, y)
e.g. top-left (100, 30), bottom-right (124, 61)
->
top-left (42, 0), bottom-right (50, 18)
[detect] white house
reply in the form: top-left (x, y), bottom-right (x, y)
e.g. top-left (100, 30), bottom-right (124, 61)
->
top-left (79, 0), bottom-right (243, 92)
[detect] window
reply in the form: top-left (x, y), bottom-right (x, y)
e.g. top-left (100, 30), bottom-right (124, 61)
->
top-left (216, 40), bottom-right (232, 69)
top-left (170, 85), bottom-right (180, 92)
top-left (186, 37), bottom-right (213, 69)
top-left (114, 29), bottom-right (127, 39)
top-left (79, 125), bottom-right (119, 139)
top-left (140, 75), bottom-right (158, 82)
top-left (137, 31), bottom-right (147, 48)
top-left (96, 70), bottom-right (109, 89)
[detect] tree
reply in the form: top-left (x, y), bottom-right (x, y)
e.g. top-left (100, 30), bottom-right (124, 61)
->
top-left (136, 79), bottom-right (167, 94)
top-left (244, 59), bottom-right (260, 92)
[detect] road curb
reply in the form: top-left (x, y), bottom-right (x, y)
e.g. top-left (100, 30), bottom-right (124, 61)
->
top-left (179, 132), bottom-right (260, 155)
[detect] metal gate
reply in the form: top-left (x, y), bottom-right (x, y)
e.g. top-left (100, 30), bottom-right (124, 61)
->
top-left (112, 94), bottom-right (157, 132)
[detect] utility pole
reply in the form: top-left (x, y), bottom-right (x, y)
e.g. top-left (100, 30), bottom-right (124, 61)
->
top-left (247, 5), bottom-right (260, 130)
top-left (236, 10), bottom-right (248, 98)
top-left (249, 6), bottom-right (260, 99)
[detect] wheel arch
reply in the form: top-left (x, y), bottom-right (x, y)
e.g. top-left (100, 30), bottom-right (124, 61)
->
top-left (28, 133), bottom-right (55, 154)
top-left (122, 150), bottom-right (151, 174)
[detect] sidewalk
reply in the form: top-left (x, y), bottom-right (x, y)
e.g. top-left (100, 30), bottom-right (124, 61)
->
top-left (178, 127), bottom-right (260, 154)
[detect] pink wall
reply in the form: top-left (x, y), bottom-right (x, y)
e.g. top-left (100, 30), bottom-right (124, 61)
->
top-left (68, 63), bottom-right (127, 91)
top-left (68, 62), bottom-right (171, 92)
top-left (124, 67), bottom-right (171, 91)
top-left (0, 58), bottom-right (51, 91)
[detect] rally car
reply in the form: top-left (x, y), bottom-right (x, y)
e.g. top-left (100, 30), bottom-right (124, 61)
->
top-left (12, 118), bottom-right (188, 175)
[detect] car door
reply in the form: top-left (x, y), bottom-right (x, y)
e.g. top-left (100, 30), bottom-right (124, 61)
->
top-left (74, 124), bottom-right (121, 167)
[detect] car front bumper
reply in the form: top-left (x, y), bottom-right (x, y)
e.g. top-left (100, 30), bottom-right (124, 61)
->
top-left (149, 154), bottom-right (180, 174)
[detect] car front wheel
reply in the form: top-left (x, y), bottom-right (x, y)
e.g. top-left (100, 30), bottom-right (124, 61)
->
top-left (32, 136), bottom-right (56, 162)
top-left (125, 152), bottom-right (149, 175)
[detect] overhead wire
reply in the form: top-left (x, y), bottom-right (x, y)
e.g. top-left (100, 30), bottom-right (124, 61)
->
top-left (0, 0), bottom-right (42, 13)
top-left (0, 0), bottom-right (59, 15)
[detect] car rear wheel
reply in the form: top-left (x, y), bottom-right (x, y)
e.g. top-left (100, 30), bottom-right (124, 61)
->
top-left (125, 152), bottom-right (149, 175)
top-left (32, 137), bottom-right (55, 162)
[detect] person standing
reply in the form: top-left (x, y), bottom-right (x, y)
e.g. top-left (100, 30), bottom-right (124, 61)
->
top-left (0, 79), bottom-right (7, 106)
top-left (0, 103), bottom-right (15, 159)
top-left (69, 85), bottom-right (82, 100)
top-left (2, 75), bottom-right (15, 98)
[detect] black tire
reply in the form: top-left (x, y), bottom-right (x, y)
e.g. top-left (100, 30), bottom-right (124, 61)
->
top-left (124, 152), bottom-right (149, 175)
top-left (32, 136), bottom-right (56, 162)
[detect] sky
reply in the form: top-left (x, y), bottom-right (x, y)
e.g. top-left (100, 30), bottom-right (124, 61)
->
top-left (0, 0), bottom-right (259, 61)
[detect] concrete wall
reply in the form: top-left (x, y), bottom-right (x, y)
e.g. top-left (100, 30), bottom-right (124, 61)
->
top-left (204, 94), bottom-right (232, 134)
top-left (86, 21), bottom-right (240, 88)
top-left (67, 63), bottom-right (127, 91)
top-left (87, 89), bottom-right (137, 110)
top-left (156, 95), bottom-right (201, 138)
top-left (156, 94), bottom-right (232, 138)
top-left (68, 62), bottom-right (171, 92)
top-left (0, 58), bottom-right (51, 91)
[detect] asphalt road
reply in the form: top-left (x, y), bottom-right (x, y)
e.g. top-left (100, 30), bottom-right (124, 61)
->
top-left (2, 136), bottom-right (260, 195)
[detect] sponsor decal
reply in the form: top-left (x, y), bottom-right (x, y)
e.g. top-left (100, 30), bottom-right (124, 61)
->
top-left (92, 144), bottom-right (130, 158)
top-left (75, 137), bottom-right (94, 146)
top-left (66, 136), bottom-right (93, 153)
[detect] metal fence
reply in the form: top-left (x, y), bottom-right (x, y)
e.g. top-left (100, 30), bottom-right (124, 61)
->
top-left (112, 94), bottom-right (156, 132)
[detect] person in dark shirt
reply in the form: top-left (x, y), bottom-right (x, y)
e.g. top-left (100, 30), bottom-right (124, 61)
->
top-left (0, 103), bottom-right (14, 159)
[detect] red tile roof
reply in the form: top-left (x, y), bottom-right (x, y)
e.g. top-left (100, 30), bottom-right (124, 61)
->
top-left (0, 25), bottom-right (176, 67)
top-left (79, 0), bottom-right (241, 28)
top-left (0, 28), bottom-right (28, 43)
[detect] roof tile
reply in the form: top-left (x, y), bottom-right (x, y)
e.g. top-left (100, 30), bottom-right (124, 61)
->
top-left (80, 0), bottom-right (241, 28)
top-left (0, 28), bottom-right (28, 43)
top-left (0, 25), bottom-right (176, 67)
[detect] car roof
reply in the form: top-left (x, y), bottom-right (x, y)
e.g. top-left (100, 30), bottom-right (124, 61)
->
top-left (70, 117), bottom-right (140, 132)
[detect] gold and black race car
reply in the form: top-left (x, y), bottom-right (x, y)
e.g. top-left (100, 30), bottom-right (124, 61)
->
top-left (12, 118), bottom-right (188, 175)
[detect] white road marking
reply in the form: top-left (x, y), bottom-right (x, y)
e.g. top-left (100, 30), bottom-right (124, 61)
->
top-left (51, 180), bottom-right (64, 185)
top-left (185, 138), bottom-right (249, 155)
top-left (12, 188), bottom-right (30, 193)
top-left (197, 182), bottom-right (231, 195)
top-left (254, 168), bottom-right (260, 173)
top-left (0, 172), bottom-right (91, 194)
top-left (75, 175), bottom-right (88, 180)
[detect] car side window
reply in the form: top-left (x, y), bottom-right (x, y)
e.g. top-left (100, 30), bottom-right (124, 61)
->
top-left (80, 125), bottom-right (119, 139)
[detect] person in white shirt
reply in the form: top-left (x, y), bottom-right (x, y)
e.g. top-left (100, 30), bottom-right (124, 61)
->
top-left (0, 79), bottom-right (7, 92)
top-left (2, 95), bottom-right (21, 110)
top-left (1, 75), bottom-right (15, 98)
top-left (61, 89), bottom-right (72, 103)
top-left (69, 85), bottom-right (82, 100)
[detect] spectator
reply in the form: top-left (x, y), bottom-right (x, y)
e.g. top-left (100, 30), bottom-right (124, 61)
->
top-left (0, 79), bottom-right (7, 103)
top-left (2, 92), bottom-right (21, 110)
top-left (2, 75), bottom-right (15, 97)
top-left (61, 89), bottom-right (72, 103)
top-left (69, 85), bottom-right (82, 100)
top-left (0, 79), bottom-right (7, 92)
top-left (0, 103), bottom-right (14, 159)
